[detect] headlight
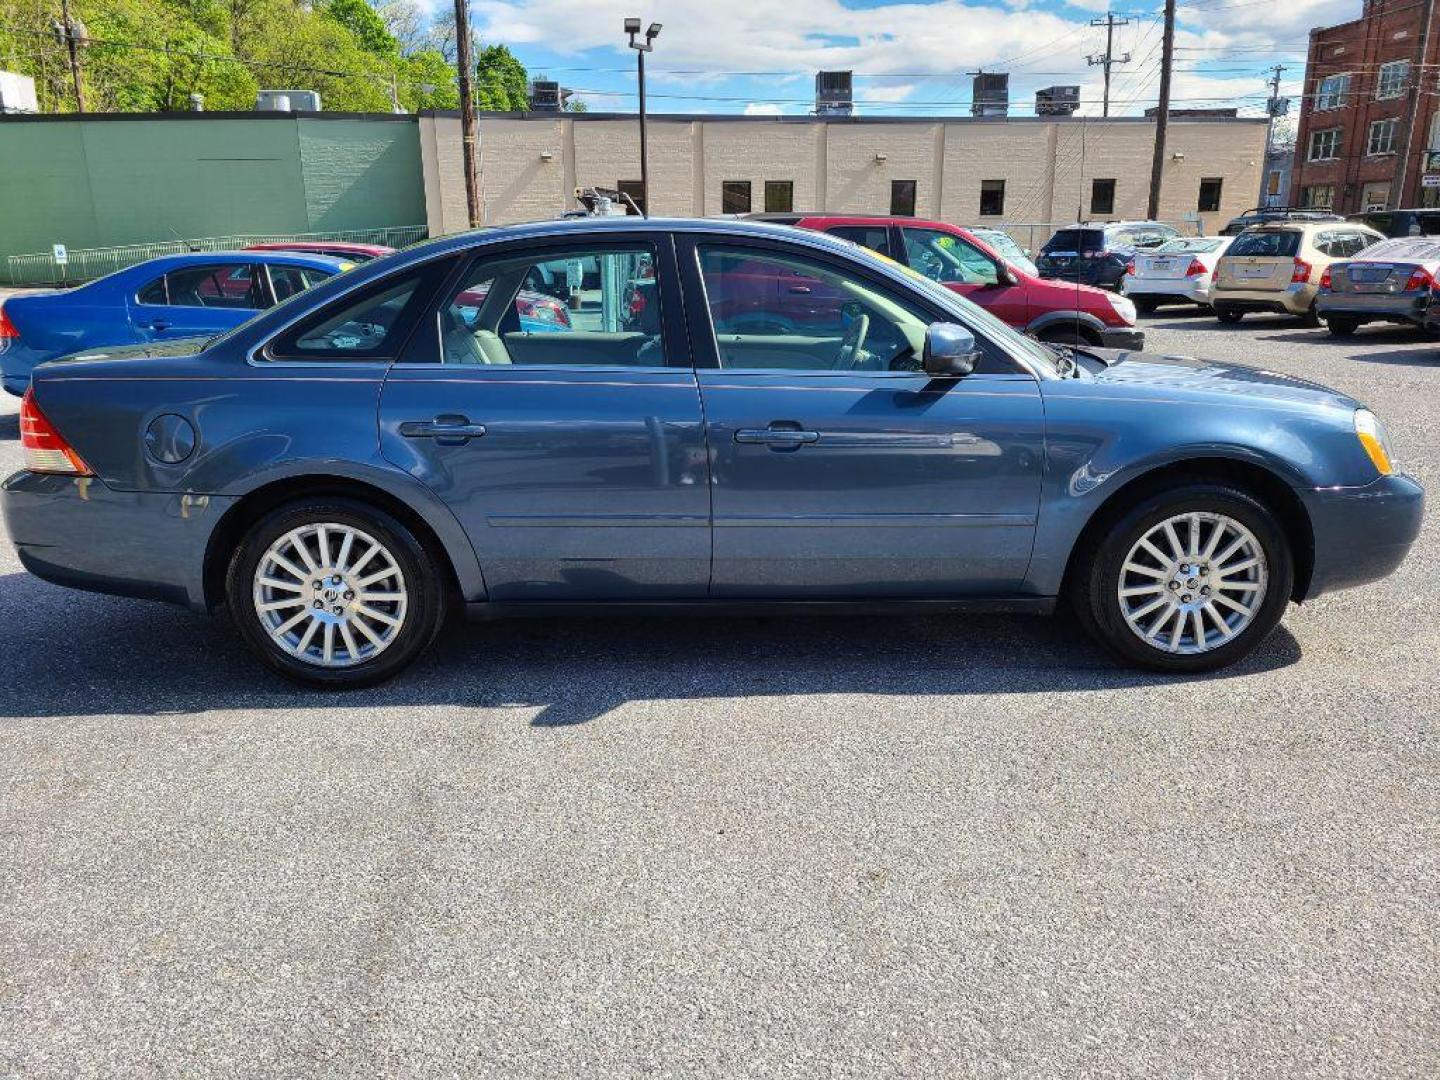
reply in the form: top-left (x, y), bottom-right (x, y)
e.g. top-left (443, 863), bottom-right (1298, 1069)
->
top-left (1108, 294), bottom-right (1137, 325)
top-left (1355, 409), bottom-right (1397, 476)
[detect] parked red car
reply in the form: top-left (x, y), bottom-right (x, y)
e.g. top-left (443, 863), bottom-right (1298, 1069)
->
top-left (244, 241), bottom-right (394, 263)
top-left (751, 214), bottom-right (1144, 349)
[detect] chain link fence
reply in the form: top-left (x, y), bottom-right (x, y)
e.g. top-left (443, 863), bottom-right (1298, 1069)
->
top-left (5, 226), bottom-right (430, 287)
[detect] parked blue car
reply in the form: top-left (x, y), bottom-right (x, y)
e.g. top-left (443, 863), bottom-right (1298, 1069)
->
top-left (3, 218), bottom-right (1423, 687)
top-left (0, 250), bottom-right (351, 396)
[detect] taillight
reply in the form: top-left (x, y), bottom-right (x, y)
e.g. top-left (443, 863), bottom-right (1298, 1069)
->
top-left (1320, 267), bottom-right (1333, 290)
top-left (19, 388), bottom-right (92, 475)
top-left (0, 304), bottom-right (18, 340)
top-left (1185, 258), bottom-right (1207, 277)
top-left (1404, 267), bottom-right (1433, 292)
top-left (1291, 258), bottom-right (1312, 284)
top-left (1124, 260), bottom-right (1136, 276)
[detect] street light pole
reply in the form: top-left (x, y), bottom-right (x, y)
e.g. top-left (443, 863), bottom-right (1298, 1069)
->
top-left (625, 18), bottom-right (661, 217)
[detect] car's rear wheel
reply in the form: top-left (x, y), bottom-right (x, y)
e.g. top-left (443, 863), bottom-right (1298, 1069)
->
top-left (1071, 484), bottom-right (1293, 673)
top-left (1326, 316), bottom-right (1359, 336)
top-left (227, 499), bottom-right (447, 688)
top-left (1214, 305), bottom-right (1243, 324)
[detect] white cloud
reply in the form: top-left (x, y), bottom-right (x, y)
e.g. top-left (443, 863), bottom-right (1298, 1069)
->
top-left (744, 102), bottom-right (784, 115)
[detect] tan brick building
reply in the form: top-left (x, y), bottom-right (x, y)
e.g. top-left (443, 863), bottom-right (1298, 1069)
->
top-left (419, 111), bottom-right (1268, 245)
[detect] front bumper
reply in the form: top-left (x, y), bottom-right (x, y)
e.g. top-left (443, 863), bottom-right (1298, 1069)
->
top-left (1315, 292), bottom-right (1427, 324)
top-left (1098, 327), bottom-right (1146, 350)
top-left (2, 470), bottom-right (237, 611)
top-left (1301, 473), bottom-right (1424, 600)
top-left (1211, 281), bottom-right (1317, 317)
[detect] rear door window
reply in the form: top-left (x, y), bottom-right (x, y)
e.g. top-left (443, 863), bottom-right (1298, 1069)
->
top-left (163, 264), bottom-right (264, 309)
top-left (826, 225), bottom-right (894, 259)
top-left (269, 264), bottom-right (334, 303)
top-left (1226, 231), bottom-right (1300, 258)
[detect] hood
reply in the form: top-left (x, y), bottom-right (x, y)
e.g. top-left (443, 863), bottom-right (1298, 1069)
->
top-left (1076, 346), bottom-right (1361, 413)
top-left (40, 336), bottom-right (214, 368)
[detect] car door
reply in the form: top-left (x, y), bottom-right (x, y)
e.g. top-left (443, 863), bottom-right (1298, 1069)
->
top-left (377, 234), bottom-right (712, 601)
top-left (129, 262), bottom-right (265, 341)
top-left (899, 226), bottom-right (1029, 326)
top-left (679, 235), bottom-right (1045, 599)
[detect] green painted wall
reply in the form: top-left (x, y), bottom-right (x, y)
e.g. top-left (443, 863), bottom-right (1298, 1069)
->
top-left (0, 116), bottom-right (426, 263)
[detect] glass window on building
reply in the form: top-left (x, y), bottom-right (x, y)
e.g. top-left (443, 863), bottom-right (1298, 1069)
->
top-left (764, 180), bottom-right (794, 214)
top-left (1367, 118), bottom-right (1399, 156)
top-left (890, 179), bottom-right (917, 216)
top-left (1090, 179), bottom-right (1116, 216)
top-left (1302, 184), bottom-right (1335, 210)
top-left (722, 181), bottom-right (752, 214)
top-left (1198, 177), bottom-right (1223, 213)
top-left (1266, 170), bottom-right (1283, 198)
top-left (979, 179), bottom-right (1005, 217)
top-left (1376, 60), bottom-right (1409, 100)
top-left (1308, 128), bottom-right (1341, 161)
top-left (1315, 72), bottom-right (1351, 111)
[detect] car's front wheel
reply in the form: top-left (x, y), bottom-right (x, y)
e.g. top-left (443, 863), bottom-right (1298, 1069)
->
top-left (227, 499), bottom-right (448, 688)
top-left (1071, 484), bottom-right (1293, 672)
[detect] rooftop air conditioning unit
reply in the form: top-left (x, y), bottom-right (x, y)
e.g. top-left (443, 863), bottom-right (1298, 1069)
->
top-left (530, 80), bottom-right (561, 111)
top-left (1035, 85), bottom-right (1080, 116)
top-left (815, 71), bottom-right (854, 116)
top-left (255, 90), bottom-right (322, 113)
top-left (971, 72), bottom-right (1009, 117)
top-left (0, 70), bottom-right (38, 114)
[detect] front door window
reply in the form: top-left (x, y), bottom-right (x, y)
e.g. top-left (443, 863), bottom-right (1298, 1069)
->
top-left (901, 227), bottom-right (999, 286)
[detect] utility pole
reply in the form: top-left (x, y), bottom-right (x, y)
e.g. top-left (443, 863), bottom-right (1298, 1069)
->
top-left (1086, 11), bottom-right (1131, 118)
top-left (1258, 64), bottom-right (1287, 206)
top-left (452, 0), bottom-right (482, 227)
top-left (1145, 0), bottom-right (1177, 220)
top-left (1390, 0), bottom-right (1436, 211)
top-left (58, 0), bottom-right (86, 113)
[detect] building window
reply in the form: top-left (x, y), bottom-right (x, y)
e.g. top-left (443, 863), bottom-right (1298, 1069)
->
top-left (979, 179), bottom-right (1005, 217)
top-left (1367, 118), bottom-right (1399, 155)
top-left (1308, 127), bottom-right (1342, 161)
top-left (890, 179), bottom-right (917, 216)
top-left (617, 180), bottom-right (645, 215)
top-left (1089, 178), bottom-right (1116, 216)
top-left (1266, 170), bottom-right (1282, 197)
top-left (1377, 60), bottom-right (1409, 100)
top-left (1301, 184), bottom-right (1335, 209)
top-left (763, 180), bottom-right (794, 213)
top-left (721, 180), bottom-right (752, 214)
top-left (1198, 177), bottom-right (1223, 213)
top-left (1315, 73), bottom-right (1351, 111)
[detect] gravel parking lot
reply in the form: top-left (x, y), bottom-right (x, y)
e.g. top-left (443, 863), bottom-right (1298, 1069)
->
top-left (1, 312), bottom-right (1436, 1078)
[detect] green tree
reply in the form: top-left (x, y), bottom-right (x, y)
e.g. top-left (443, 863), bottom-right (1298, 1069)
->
top-left (473, 42), bottom-right (527, 111)
top-left (398, 49), bottom-right (458, 111)
top-left (325, 0), bottom-right (397, 58)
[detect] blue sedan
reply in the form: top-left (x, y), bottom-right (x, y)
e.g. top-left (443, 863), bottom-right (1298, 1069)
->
top-left (0, 250), bottom-right (351, 396)
top-left (2, 217), bottom-right (1423, 687)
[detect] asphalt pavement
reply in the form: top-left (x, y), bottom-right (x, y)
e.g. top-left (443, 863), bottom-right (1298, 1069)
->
top-left (0, 311), bottom-right (1436, 1077)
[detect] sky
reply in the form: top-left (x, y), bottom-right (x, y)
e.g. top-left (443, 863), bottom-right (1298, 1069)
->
top-left (453, 0), bottom-right (1361, 121)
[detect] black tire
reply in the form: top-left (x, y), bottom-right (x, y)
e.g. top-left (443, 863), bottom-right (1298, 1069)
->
top-left (1326, 316), bottom-right (1359, 337)
top-left (1038, 326), bottom-right (1094, 347)
top-left (1214, 305), bottom-right (1243, 324)
top-left (1134, 298), bottom-right (1158, 315)
top-left (1069, 483), bottom-right (1294, 673)
top-left (226, 498), bottom-right (448, 688)
top-left (1300, 305), bottom-right (1322, 328)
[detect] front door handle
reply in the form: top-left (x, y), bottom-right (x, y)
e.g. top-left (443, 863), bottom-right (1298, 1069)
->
top-left (399, 415), bottom-right (488, 445)
top-left (735, 426), bottom-right (820, 449)
top-left (145, 319), bottom-right (171, 332)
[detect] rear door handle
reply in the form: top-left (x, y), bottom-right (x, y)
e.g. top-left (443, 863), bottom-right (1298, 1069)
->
top-left (144, 319), bottom-right (171, 331)
top-left (399, 415), bottom-right (488, 445)
top-left (735, 427), bottom-right (820, 449)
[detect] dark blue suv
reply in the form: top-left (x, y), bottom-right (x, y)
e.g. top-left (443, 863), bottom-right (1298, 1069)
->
top-left (1035, 221), bottom-right (1182, 289)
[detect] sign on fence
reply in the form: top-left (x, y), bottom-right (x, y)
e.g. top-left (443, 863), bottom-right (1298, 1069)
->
top-left (51, 244), bottom-right (67, 265)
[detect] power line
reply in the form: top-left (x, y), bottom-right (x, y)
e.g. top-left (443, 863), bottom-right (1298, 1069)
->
top-left (1087, 11), bottom-right (1131, 118)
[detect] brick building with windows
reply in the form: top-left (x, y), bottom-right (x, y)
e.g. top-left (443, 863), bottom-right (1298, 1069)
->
top-left (1291, 0), bottom-right (1440, 214)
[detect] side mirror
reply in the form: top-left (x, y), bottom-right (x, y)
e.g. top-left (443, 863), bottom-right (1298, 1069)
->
top-left (997, 263), bottom-right (1019, 286)
top-left (923, 322), bottom-right (981, 377)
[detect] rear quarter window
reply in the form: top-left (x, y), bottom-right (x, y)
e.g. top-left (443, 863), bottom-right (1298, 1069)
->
top-left (1226, 231), bottom-right (1300, 258)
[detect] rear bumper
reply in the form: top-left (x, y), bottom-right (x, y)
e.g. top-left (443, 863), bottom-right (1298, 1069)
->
top-left (1301, 473), bottom-right (1424, 600)
top-left (2, 470), bottom-right (236, 611)
top-left (1315, 292), bottom-right (1427, 323)
top-left (1212, 281), bottom-right (1316, 316)
top-left (1121, 276), bottom-right (1211, 304)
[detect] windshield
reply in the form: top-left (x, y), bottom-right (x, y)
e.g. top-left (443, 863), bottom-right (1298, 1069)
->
top-left (1155, 237), bottom-right (1225, 254)
top-left (842, 240), bottom-right (1059, 374)
top-left (1227, 230), bottom-right (1300, 258)
top-left (976, 231), bottom-right (1024, 259)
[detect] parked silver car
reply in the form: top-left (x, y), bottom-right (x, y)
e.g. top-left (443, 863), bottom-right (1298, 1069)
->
top-left (1316, 237), bottom-right (1440, 336)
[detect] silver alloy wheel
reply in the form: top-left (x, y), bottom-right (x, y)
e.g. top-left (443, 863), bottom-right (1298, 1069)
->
top-left (1117, 511), bottom-right (1268, 655)
top-left (252, 522), bottom-right (408, 668)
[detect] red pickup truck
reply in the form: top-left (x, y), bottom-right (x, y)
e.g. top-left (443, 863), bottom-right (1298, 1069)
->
top-left (750, 214), bottom-right (1144, 349)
